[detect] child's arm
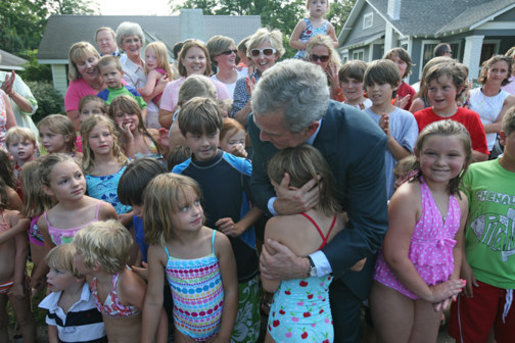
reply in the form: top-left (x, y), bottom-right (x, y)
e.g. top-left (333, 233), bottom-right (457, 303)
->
top-left (98, 201), bottom-right (119, 221)
top-left (141, 245), bottom-right (166, 343)
top-left (7, 186), bottom-right (23, 211)
top-left (138, 70), bottom-right (161, 100)
top-left (326, 22), bottom-right (339, 48)
top-left (260, 217), bottom-right (284, 293)
top-left (215, 207), bottom-right (263, 238)
top-left (0, 216), bottom-right (28, 244)
top-left (47, 325), bottom-right (59, 343)
top-left (384, 184), bottom-right (464, 303)
top-left (379, 113), bottom-right (411, 161)
top-left (31, 215), bottom-right (53, 291)
top-left (213, 231), bottom-right (238, 343)
top-left (289, 19), bottom-right (308, 50)
top-left (9, 212), bottom-right (28, 298)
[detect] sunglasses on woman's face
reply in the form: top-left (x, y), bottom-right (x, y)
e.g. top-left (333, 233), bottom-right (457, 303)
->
top-left (220, 49), bottom-right (237, 56)
top-left (250, 48), bottom-right (276, 57)
top-left (310, 54), bottom-right (330, 62)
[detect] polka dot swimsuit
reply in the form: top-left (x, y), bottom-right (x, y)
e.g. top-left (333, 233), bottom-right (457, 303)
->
top-left (374, 178), bottom-right (461, 299)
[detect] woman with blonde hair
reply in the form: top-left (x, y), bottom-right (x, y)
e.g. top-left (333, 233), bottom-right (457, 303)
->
top-left (65, 42), bottom-right (105, 130)
top-left (306, 34), bottom-right (342, 101)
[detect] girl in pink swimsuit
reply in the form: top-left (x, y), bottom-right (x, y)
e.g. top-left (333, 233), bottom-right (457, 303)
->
top-left (370, 120), bottom-right (471, 343)
top-left (74, 220), bottom-right (151, 343)
top-left (36, 153), bottom-right (117, 249)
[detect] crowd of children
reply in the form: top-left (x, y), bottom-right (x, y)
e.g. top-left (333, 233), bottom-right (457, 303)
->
top-left (1, 3), bottom-right (515, 342)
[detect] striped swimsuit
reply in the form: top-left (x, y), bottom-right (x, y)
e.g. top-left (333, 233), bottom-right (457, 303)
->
top-left (164, 230), bottom-right (224, 341)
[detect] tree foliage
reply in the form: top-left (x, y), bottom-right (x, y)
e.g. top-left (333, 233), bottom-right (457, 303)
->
top-left (0, 0), bottom-right (97, 55)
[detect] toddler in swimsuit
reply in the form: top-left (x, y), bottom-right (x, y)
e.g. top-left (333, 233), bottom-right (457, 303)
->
top-left (73, 220), bottom-right (159, 343)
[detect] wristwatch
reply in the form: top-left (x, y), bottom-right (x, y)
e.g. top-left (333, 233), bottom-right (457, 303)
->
top-left (308, 256), bottom-right (317, 277)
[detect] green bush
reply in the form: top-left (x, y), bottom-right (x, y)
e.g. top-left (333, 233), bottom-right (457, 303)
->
top-left (25, 81), bottom-right (64, 124)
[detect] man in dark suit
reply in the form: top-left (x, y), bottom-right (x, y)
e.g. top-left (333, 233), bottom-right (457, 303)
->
top-left (249, 59), bottom-right (388, 342)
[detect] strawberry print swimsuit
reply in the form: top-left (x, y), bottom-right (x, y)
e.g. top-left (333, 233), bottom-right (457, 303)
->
top-left (267, 213), bottom-right (336, 342)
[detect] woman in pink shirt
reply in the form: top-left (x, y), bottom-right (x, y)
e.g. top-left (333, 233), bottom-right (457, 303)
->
top-left (65, 42), bottom-right (105, 131)
top-left (158, 39), bottom-right (230, 129)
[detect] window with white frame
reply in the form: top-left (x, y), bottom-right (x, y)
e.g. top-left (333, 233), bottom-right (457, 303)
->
top-left (352, 49), bottom-right (365, 61)
top-left (420, 40), bottom-right (439, 76)
top-left (363, 13), bottom-right (373, 29)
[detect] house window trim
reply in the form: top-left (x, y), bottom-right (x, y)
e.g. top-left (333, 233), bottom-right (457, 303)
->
top-left (419, 39), bottom-right (440, 78)
top-left (363, 12), bottom-right (373, 30)
top-left (447, 40), bottom-right (462, 61)
top-left (483, 39), bottom-right (501, 55)
top-left (352, 48), bottom-right (365, 61)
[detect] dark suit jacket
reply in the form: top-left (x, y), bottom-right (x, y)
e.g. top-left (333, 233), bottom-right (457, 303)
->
top-left (248, 100), bottom-right (388, 299)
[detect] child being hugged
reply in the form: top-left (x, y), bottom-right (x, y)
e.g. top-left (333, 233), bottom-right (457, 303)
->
top-left (413, 60), bottom-right (490, 162)
top-left (370, 120), bottom-right (471, 343)
top-left (108, 95), bottom-right (163, 160)
top-left (262, 145), bottom-right (365, 343)
top-left (36, 153), bottom-right (117, 248)
top-left (0, 177), bottom-right (36, 343)
top-left (81, 115), bottom-right (132, 225)
top-left (363, 59), bottom-right (419, 198)
top-left (290, 0), bottom-right (338, 60)
top-left (38, 114), bottom-right (82, 157)
top-left (73, 220), bottom-right (152, 343)
top-left (39, 244), bottom-right (107, 343)
top-left (141, 173), bottom-right (238, 343)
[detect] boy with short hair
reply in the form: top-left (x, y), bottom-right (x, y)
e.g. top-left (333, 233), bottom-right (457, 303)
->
top-left (363, 59), bottom-right (419, 198)
top-left (448, 106), bottom-right (515, 343)
top-left (172, 97), bottom-right (262, 342)
top-left (96, 55), bottom-right (147, 117)
top-left (39, 244), bottom-right (107, 343)
top-left (339, 60), bottom-right (372, 110)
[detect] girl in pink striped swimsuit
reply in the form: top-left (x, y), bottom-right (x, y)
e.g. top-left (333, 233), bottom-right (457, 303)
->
top-left (141, 173), bottom-right (238, 343)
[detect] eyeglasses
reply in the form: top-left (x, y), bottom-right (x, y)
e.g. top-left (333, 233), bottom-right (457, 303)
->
top-left (250, 48), bottom-right (276, 57)
top-left (220, 49), bottom-right (237, 56)
top-left (310, 54), bottom-right (330, 62)
top-left (123, 38), bottom-right (140, 45)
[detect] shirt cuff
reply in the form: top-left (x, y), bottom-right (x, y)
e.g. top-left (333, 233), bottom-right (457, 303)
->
top-left (267, 197), bottom-right (278, 216)
top-left (309, 250), bottom-right (332, 277)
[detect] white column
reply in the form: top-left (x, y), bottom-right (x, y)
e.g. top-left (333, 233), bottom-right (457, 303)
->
top-left (384, 23), bottom-right (394, 52)
top-left (463, 35), bottom-right (484, 81)
top-left (179, 9), bottom-right (205, 42)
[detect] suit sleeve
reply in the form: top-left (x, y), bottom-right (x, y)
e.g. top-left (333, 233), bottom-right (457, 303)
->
top-left (248, 114), bottom-right (276, 215)
top-left (322, 132), bottom-right (388, 278)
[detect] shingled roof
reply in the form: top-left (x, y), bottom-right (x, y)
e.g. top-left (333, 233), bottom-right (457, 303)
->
top-left (37, 14), bottom-right (261, 61)
top-left (344, 0), bottom-right (514, 40)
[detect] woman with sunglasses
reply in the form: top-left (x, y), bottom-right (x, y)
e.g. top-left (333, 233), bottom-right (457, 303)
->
top-left (207, 35), bottom-right (247, 99)
top-left (306, 35), bottom-right (344, 101)
top-left (232, 28), bottom-right (285, 127)
top-left (159, 39), bottom-right (231, 128)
